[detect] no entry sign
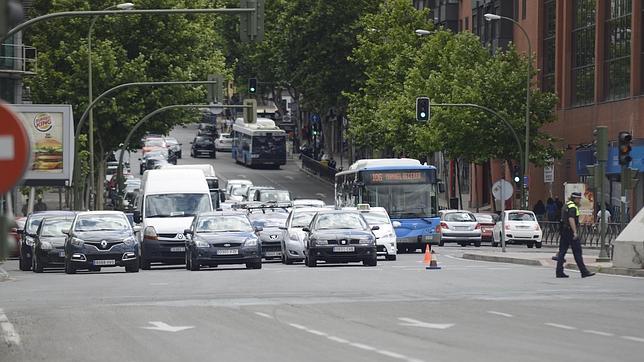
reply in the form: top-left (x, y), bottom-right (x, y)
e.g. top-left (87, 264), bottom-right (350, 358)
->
top-left (0, 102), bottom-right (30, 193)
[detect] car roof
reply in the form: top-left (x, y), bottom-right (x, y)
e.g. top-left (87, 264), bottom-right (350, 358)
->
top-left (198, 211), bottom-right (247, 217)
top-left (29, 210), bottom-right (76, 219)
top-left (314, 209), bottom-right (360, 215)
top-left (76, 211), bottom-right (126, 216)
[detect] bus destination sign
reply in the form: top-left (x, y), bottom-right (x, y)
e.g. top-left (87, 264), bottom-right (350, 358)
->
top-left (366, 171), bottom-right (427, 184)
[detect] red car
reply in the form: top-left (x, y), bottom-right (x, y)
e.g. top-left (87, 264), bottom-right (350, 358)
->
top-left (8, 216), bottom-right (26, 258)
top-left (474, 213), bottom-right (498, 244)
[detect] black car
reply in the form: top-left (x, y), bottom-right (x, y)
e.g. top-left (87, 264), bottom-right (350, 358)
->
top-left (190, 136), bottom-right (216, 159)
top-left (32, 216), bottom-right (75, 272)
top-left (184, 211), bottom-right (262, 271)
top-left (18, 211), bottom-right (76, 271)
top-left (247, 210), bottom-right (288, 261)
top-left (303, 210), bottom-right (378, 267)
top-left (63, 211), bottom-right (140, 274)
top-left (197, 123), bottom-right (218, 138)
top-left (139, 150), bottom-right (167, 175)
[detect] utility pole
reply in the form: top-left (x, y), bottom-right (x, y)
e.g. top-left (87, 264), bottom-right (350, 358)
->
top-left (592, 127), bottom-right (610, 262)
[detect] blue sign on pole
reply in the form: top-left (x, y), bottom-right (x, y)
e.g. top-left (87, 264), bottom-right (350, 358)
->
top-left (310, 113), bottom-right (320, 124)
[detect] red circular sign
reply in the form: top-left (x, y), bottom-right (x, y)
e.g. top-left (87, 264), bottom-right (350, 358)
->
top-left (0, 102), bottom-right (31, 194)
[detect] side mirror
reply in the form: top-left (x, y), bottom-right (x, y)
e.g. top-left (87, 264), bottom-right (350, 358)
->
top-left (254, 226), bottom-right (264, 233)
top-left (61, 229), bottom-right (71, 236)
top-left (189, 141), bottom-right (194, 144)
top-left (132, 226), bottom-right (142, 233)
top-left (437, 182), bottom-right (446, 194)
top-left (392, 221), bottom-right (401, 228)
top-left (301, 227), bottom-right (310, 233)
top-left (133, 211), bottom-right (142, 223)
top-left (371, 225), bottom-right (380, 231)
top-left (184, 229), bottom-right (193, 235)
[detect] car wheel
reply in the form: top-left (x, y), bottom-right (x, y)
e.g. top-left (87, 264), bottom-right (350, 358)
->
top-left (305, 254), bottom-right (317, 267)
top-left (459, 241), bottom-right (467, 247)
top-left (189, 251), bottom-right (200, 271)
top-left (19, 248), bottom-right (32, 271)
top-left (385, 254), bottom-right (397, 261)
top-left (185, 252), bottom-right (191, 270)
top-left (474, 241), bottom-right (481, 247)
top-left (177, 152), bottom-right (182, 159)
top-left (527, 242), bottom-right (534, 248)
top-left (125, 259), bottom-right (139, 273)
top-left (535, 242), bottom-right (543, 249)
top-left (363, 256), bottom-right (377, 267)
top-left (64, 258), bottom-right (76, 274)
top-left (32, 253), bottom-right (43, 273)
top-left (89, 266), bottom-right (101, 272)
top-left (140, 257), bottom-right (151, 270)
top-left (251, 261), bottom-right (262, 269)
top-left (491, 241), bottom-right (500, 247)
top-left (438, 239), bottom-right (445, 247)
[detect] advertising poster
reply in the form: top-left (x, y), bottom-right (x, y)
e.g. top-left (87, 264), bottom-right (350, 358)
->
top-left (564, 183), bottom-right (594, 224)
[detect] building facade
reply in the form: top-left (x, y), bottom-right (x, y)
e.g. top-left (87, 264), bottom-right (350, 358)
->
top-left (415, 0), bottom-right (644, 217)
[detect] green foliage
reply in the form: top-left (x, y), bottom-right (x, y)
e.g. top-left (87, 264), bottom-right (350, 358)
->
top-left (25, 0), bottom-right (230, 157)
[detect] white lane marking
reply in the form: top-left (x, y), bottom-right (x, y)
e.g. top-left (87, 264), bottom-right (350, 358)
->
top-left (284, 175), bottom-right (294, 180)
top-left (583, 330), bottom-right (614, 337)
top-left (350, 342), bottom-right (376, 351)
top-left (141, 321), bottom-right (194, 332)
top-left (254, 312), bottom-right (274, 319)
top-left (487, 311), bottom-right (514, 318)
top-left (289, 323), bottom-right (308, 330)
top-left (376, 350), bottom-right (408, 359)
top-left (315, 193), bottom-right (326, 198)
top-left (150, 283), bottom-right (168, 286)
top-left (544, 323), bottom-right (577, 330)
top-left (621, 336), bottom-right (644, 343)
top-left (0, 309), bottom-right (21, 346)
top-left (236, 175), bottom-right (248, 178)
top-left (307, 329), bottom-right (328, 336)
top-left (398, 317), bottom-right (454, 330)
top-left (327, 336), bottom-right (349, 343)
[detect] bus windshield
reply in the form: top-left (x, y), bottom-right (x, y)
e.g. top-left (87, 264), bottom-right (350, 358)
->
top-left (363, 184), bottom-right (434, 219)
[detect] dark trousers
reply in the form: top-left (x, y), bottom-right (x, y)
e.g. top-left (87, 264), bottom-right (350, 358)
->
top-left (556, 229), bottom-right (589, 275)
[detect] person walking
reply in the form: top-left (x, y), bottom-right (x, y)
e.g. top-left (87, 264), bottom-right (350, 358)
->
top-left (533, 200), bottom-right (546, 221)
top-left (556, 192), bottom-right (595, 278)
top-left (34, 197), bottom-right (48, 212)
top-left (546, 197), bottom-right (557, 221)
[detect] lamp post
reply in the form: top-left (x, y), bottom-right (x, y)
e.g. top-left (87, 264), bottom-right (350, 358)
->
top-left (87, 2), bottom-right (134, 210)
top-left (484, 13), bottom-right (532, 210)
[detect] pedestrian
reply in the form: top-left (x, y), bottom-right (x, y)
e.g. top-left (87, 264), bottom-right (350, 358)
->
top-left (554, 197), bottom-right (563, 221)
top-left (555, 192), bottom-right (595, 278)
top-left (596, 206), bottom-right (611, 224)
top-left (546, 197), bottom-right (557, 221)
top-left (533, 200), bottom-right (546, 221)
top-left (328, 157), bottom-right (336, 170)
top-left (34, 197), bottom-right (48, 212)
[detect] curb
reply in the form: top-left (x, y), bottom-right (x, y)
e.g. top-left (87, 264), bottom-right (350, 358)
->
top-left (461, 253), bottom-right (543, 266)
top-left (297, 162), bottom-right (334, 186)
top-left (565, 263), bottom-right (644, 277)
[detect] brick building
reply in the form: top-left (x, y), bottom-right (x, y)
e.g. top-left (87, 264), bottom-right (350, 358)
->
top-left (415, 0), bottom-right (644, 216)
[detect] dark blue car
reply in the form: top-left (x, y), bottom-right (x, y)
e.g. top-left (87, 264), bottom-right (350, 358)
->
top-left (18, 211), bottom-right (76, 271)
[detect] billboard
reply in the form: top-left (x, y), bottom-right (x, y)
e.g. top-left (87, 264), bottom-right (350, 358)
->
top-left (11, 104), bottom-right (74, 186)
top-left (564, 183), bottom-right (594, 224)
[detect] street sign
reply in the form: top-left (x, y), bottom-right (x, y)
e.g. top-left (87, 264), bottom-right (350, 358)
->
top-left (544, 159), bottom-right (554, 183)
top-left (0, 102), bottom-right (30, 193)
top-left (310, 113), bottom-right (320, 123)
top-left (492, 179), bottom-right (513, 201)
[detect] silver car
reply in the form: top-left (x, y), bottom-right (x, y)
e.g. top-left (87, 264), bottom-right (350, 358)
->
top-left (437, 210), bottom-right (482, 247)
top-left (164, 137), bottom-right (182, 159)
top-left (215, 133), bottom-right (233, 151)
top-left (280, 207), bottom-right (323, 264)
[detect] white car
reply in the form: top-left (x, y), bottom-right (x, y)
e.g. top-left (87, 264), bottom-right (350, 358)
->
top-left (437, 209), bottom-right (482, 247)
top-left (292, 199), bottom-right (326, 208)
top-left (344, 205), bottom-right (397, 261)
top-left (280, 207), bottom-right (324, 264)
top-left (226, 179), bottom-right (253, 197)
top-left (228, 185), bottom-right (249, 203)
top-left (492, 210), bottom-right (542, 248)
top-left (215, 133), bottom-right (233, 151)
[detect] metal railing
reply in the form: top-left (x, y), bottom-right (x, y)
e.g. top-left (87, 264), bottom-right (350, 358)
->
top-left (301, 154), bottom-right (336, 183)
top-left (540, 221), bottom-right (623, 248)
top-left (0, 43), bottom-right (38, 75)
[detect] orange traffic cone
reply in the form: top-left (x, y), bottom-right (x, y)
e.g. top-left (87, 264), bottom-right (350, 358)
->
top-left (424, 244), bottom-right (441, 270)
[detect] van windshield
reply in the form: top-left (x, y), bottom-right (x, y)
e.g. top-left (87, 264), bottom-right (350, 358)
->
top-left (145, 193), bottom-right (211, 218)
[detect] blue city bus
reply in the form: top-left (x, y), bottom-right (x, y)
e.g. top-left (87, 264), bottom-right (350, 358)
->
top-left (231, 118), bottom-right (287, 168)
top-left (335, 159), bottom-right (440, 252)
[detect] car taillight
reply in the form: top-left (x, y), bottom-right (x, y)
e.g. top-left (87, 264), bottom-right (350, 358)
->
top-left (505, 224), bottom-right (511, 230)
top-left (440, 222), bottom-right (449, 229)
top-left (143, 226), bottom-right (158, 240)
top-left (475, 223), bottom-right (481, 229)
top-left (435, 225), bottom-right (441, 233)
top-left (534, 224), bottom-right (541, 231)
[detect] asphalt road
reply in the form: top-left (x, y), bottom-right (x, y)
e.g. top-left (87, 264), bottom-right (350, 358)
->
top-left (2, 245), bottom-right (644, 362)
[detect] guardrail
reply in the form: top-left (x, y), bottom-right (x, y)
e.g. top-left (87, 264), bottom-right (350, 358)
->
top-left (539, 221), bottom-right (623, 249)
top-left (300, 154), bottom-right (336, 184)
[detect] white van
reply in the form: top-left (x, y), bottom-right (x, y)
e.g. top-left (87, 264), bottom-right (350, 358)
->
top-left (135, 169), bottom-right (212, 269)
top-left (162, 164), bottom-right (218, 190)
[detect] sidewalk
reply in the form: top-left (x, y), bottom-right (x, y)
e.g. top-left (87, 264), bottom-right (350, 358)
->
top-left (460, 248), bottom-right (644, 277)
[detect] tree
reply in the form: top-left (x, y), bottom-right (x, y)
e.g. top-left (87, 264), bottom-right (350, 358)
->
top-left (25, 0), bottom-right (230, 208)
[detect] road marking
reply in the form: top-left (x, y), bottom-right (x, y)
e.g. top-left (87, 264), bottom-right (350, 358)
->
top-left (315, 193), bottom-right (326, 198)
top-left (284, 175), bottom-right (294, 180)
top-left (141, 321), bottom-right (194, 332)
top-left (327, 336), bottom-right (348, 343)
top-left (289, 323), bottom-right (308, 330)
top-left (377, 350), bottom-right (408, 360)
top-left (254, 312), bottom-right (274, 319)
top-left (150, 283), bottom-right (168, 286)
top-left (398, 317), bottom-right (454, 330)
top-left (544, 323), bottom-right (577, 330)
top-left (487, 311), bottom-right (513, 318)
top-left (621, 336), bottom-right (644, 343)
top-left (350, 342), bottom-right (376, 350)
top-left (583, 330), bottom-right (614, 337)
top-left (0, 309), bottom-right (20, 346)
top-left (307, 329), bottom-right (328, 336)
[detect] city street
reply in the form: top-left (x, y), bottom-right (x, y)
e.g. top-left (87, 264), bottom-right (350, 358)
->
top-left (2, 246), bottom-right (644, 362)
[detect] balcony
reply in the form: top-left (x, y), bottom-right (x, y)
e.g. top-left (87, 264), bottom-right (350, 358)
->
top-left (0, 43), bottom-right (38, 76)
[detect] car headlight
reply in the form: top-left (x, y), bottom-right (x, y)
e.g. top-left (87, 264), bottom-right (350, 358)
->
top-left (244, 238), bottom-right (258, 247)
top-left (289, 233), bottom-right (301, 242)
top-left (312, 239), bottom-right (328, 246)
top-left (195, 239), bottom-right (210, 248)
top-left (71, 237), bottom-right (84, 247)
top-left (40, 241), bottom-right (53, 250)
top-left (383, 232), bottom-right (396, 239)
top-left (25, 236), bottom-right (34, 246)
top-left (359, 238), bottom-right (373, 245)
top-left (123, 236), bottom-right (137, 246)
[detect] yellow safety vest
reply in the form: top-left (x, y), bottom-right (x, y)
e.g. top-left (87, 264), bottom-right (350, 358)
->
top-left (566, 200), bottom-right (580, 217)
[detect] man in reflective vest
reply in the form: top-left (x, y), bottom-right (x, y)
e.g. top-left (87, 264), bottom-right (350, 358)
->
top-left (556, 192), bottom-right (595, 278)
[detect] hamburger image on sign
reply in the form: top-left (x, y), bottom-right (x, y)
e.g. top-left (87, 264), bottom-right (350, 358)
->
top-left (33, 137), bottom-right (63, 171)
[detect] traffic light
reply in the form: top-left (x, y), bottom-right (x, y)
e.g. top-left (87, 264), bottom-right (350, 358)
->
top-left (248, 78), bottom-right (257, 94)
top-left (618, 131), bottom-right (632, 166)
top-left (239, 0), bottom-right (265, 42)
top-left (512, 164), bottom-right (521, 184)
top-left (592, 126), bottom-right (608, 162)
top-left (416, 97), bottom-right (430, 122)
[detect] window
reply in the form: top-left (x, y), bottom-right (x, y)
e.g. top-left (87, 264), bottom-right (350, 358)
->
top-left (542, 0), bottom-right (557, 92)
top-left (522, 0), bottom-right (527, 19)
top-left (514, 0), bottom-right (519, 20)
top-left (604, 0), bottom-right (632, 100)
top-left (571, 0), bottom-right (596, 106)
top-left (465, 16), bottom-right (469, 30)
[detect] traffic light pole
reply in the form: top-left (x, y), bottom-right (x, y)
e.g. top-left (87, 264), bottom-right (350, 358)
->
top-left (594, 126), bottom-right (610, 262)
top-left (620, 164), bottom-right (627, 232)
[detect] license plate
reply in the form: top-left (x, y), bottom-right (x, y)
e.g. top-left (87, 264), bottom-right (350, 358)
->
top-left (170, 247), bottom-right (185, 252)
top-left (59, 251), bottom-right (65, 257)
top-left (333, 246), bottom-right (355, 252)
top-left (265, 251), bottom-right (281, 257)
top-left (217, 249), bottom-right (239, 255)
top-left (94, 259), bottom-right (115, 266)
top-left (199, 150), bottom-right (211, 153)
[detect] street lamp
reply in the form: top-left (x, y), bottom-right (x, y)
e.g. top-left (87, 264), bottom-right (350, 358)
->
top-left (88, 2), bottom-right (134, 210)
top-left (484, 13), bottom-right (532, 210)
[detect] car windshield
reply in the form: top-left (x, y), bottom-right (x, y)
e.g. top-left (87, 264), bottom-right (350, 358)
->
top-left (40, 218), bottom-right (73, 237)
top-left (291, 211), bottom-right (318, 227)
top-left (444, 212), bottom-right (476, 222)
top-left (361, 211), bottom-right (390, 225)
top-left (196, 215), bottom-right (253, 232)
top-left (231, 186), bottom-right (248, 196)
top-left (145, 193), bottom-right (211, 218)
top-left (145, 139), bottom-right (164, 147)
top-left (221, 134), bottom-right (232, 139)
top-left (74, 215), bottom-right (130, 231)
top-left (250, 214), bottom-right (287, 228)
top-left (165, 138), bottom-right (178, 145)
top-left (259, 190), bottom-right (291, 202)
top-left (475, 214), bottom-right (495, 223)
top-left (26, 215), bottom-right (46, 233)
top-left (364, 184), bottom-right (435, 218)
top-left (196, 137), bottom-right (213, 144)
top-left (508, 212), bottom-right (536, 221)
top-left (315, 213), bottom-right (367, 230)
